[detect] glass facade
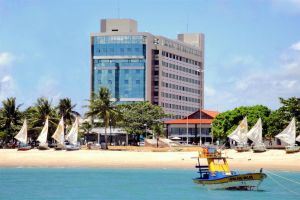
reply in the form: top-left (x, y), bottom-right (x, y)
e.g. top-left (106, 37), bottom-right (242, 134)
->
top-left (92, 36), bottom-right (146, 101)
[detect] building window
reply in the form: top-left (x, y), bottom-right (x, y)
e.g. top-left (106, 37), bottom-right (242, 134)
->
top-left (136, 80), bottom-right (140, 84)
top-left (108, 70), bottom-right (112, 74)
top-left (108, 80), bottom-right (112, 84)
top-left (135, 69), bottom-right (140, 74)
top-left (125, 69), bottom-right (129, 74)
top-left (124, 80), bottom-right (129, 84)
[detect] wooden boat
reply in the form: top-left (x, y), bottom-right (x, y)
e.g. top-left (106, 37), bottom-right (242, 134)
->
top-left (285, 144), bottom-right (299, 153)
top-left (65, 117), bottom-right (80, 151)
top-left (228, 117), bottom-right (250, 152)
top-left (37, 145), bottom-right (49, 150)
top-left (52, 117), bottom-right (65, 151)
top-left (247, 118), bottom-right (266, 153)
top-left (275, 117), bottom-right (300, 153)
top-left (14, 119), bottom-right (31, 151)
top-left (235, 144), bottom-right (251, 152)
top-left (37, 117), bottom-right (49, 150)
top-left (253, 144), bottom-right (267, 153)
top-left (193, 147), bottom-right (267, 190)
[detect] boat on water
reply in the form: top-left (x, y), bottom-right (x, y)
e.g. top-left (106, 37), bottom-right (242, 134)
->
top-left (228, 117), bottom-right (250, 152)
top-left (65, 117), bottom-right (80, 151)
top-left (275, 117), bottom-right (299, 153)
top-left (52, 117), bottom-right (65, 150)
top-left (37, 117), bottom-right (49, 150)
top-left (247, 118), bottom-right (266, 153)
top-left (14, 119), bottom-right (31, 151)
top-left (193, 147), bottom-right (267, 190)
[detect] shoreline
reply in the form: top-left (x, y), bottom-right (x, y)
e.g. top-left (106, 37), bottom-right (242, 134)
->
top-left (0, 149), bottom-right (299, 172)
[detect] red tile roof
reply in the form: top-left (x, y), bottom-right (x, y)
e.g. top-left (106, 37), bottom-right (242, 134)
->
top-left (201, 110), bottom-right (219, 118)
top-left (164, 119), bottom-right (213, 125)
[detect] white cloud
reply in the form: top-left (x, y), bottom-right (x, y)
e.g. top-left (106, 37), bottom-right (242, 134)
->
top-left (270, 0), bottom-right (300, 14)
top-left (36, 77), bottom-right (62, 103)
top-left (0, 52), bottom-right (15, 68)
top-left (0, 75), bottom-right (16, 100)
top-left (204, 85), bottom-right (216, 97)
top-left (205, 41), bottom-right (300, 111)
top-left (290, 41), bottom-right (300, 51)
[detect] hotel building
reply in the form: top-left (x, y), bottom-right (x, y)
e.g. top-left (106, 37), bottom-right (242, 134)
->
top-left (90, 19), bottom-right (204, 119)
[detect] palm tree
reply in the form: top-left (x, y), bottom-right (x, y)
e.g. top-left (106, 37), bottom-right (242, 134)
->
top-left (85, 87), bottom-right (117, 149)
top-left (25, 98), bottom-right (58, 141)
top-left (152, 122), bottom-right (165, 148)
top-left (56, 98), bottom-right (80, 127)
top-left (0, 97), bottom-right (23, 145)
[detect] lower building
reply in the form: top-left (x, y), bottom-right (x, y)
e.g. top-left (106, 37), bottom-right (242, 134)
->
top-left (164, 109), bottom-right (219, 144)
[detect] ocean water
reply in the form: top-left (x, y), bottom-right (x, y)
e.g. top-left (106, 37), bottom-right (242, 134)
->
top-left (0, 168), bottom-right (299, 200)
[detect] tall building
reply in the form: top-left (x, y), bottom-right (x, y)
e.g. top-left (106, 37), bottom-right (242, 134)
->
top-left (91, 19), bottom-right (204, 118)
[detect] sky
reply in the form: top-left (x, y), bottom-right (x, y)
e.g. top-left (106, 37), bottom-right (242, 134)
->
top-left (0, 0), bottom-right (300, 114)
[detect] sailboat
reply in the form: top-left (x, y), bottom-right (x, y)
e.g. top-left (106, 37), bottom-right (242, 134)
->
top-left (275, 117), bottom-right (299, 153)
top-left (37, 117), bottom-right (49, 150)
top-left (65, 117), bottom-right (80, 151)
top-left (52, 117), bottom-right (65, 150)
top-left (228, 117), bottom-right (250, 152)
top-left (247, 118), bottom-right (266, 153)
top-left (14, 119), bottom-right (31, 151)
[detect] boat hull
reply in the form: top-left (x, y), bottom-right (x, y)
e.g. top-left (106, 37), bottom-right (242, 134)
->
top-left (38, 145), bottom-right (49, 150)
top-left (236, 146), bottom-right (251, 152)
top-left (253, 145), bottom-right (266, 153)
top-left (193, 173), bottom-right (267, 190)
top-left (285, 145), bottom-right (299, 153)
top-left (17, 146), bottom-right (31, 151)
top-left (54, 144), bottom-right (65, 150)
top-left (65, 144), bottom-right (80, 151)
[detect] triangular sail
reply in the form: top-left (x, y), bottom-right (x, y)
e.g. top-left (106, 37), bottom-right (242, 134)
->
top-left (275, 117), bottom-right (296, 146)
top-left (228, 117), bottom-right (248, 145)
top-left (52, 117), bottom-right (64, 145)
top-left (296, 134), bottom-right (300, 142)
top-left (37, 117), bottom-right (48, 145)
top-left (14, 119), bottom-right (28, 144)
top-left (247, 118), bottom-right (263, 145)
top-left (65, 117), bottom-right (79, 145)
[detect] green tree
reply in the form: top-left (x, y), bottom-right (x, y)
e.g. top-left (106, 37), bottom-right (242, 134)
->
top-left (85, 87), bottom-right (117, 149)
top-left (25, 98), bottom-right (59, 141)
top-left (151, 122), bottom-right (165, 147)
top-left (56, 98), bottom-right (79, 127)
top-left (0, 97), bottom-right (23, 145)
top-left (267, 97), bottom-right (300, 137)
top-left (118, 101), bottom-right (168, 145)
top-left (212, 105), bottom-right (271, 140)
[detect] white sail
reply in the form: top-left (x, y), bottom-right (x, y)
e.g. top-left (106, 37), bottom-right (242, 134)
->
top-left (37, 117), bottom-right (48, 145)
top-left (275, 117), bottom-right (296, 146)
top-left (296, 134), bottom-right (300, 142)
top-left (228, 117), bottom-right (248, 145)
top-left (14, 119), bottom-right (28, 144)
top-left (65, 117), bottom-right (79, 145)
top-left (247, 118), bottom-right (263, 145)
top-left (52, 117), bottom-right (64, 145)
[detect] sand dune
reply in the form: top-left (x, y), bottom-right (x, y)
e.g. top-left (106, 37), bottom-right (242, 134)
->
top-left (0, 149), bottom-right (299, 171)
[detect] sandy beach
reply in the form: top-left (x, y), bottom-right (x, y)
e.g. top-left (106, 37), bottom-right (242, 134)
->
top-left (0, 148), bottom-right (299, 171)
